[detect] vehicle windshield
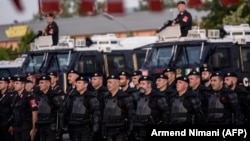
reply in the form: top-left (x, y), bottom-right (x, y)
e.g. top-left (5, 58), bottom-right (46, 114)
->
top-left (145, 46), bottom-right (173, 69)
top-left (23, 53), bottom-right (45, 73)
top-left (175, 45), bottom-right (201, 67)
top-left (241, 47), bottom-right (250, 72)
top-left (47, 51), bottom-right (74, 72)
top-left (0, 69), bottom-right (15, 77)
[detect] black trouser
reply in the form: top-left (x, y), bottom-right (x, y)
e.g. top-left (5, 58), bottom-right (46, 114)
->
top-left (105, 127), bottom-right (126, 141)
top-left (68, 125), bottom-right (92, 141)
top-left (93, 130), bottom-right (107, 141)
top-left (93, 124), bottom-right (107, 141)
top-left (134, 126), bottom-right (147, 141)
top-left (39, 125), bottom-right (56, 141)
top-left (0, 124), bottom-right (14, 141)
top-left (14, 127), bottom-right (31, 141)
top-left (34, 128), bottom-right (40, 141)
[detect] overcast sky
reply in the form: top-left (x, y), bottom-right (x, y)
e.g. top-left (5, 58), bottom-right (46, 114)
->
top-left (0, 0), bottom-right (140, 25)
top-left (0, 0), bottom-right (39, 25)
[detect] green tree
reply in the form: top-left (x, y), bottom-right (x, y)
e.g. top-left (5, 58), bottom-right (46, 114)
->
top-left (200, 0), bottom-right (250, 29)
top-left (0, 47), bottom-right (10, 60)
top-left (223, 2), bottom-right (250, 25)
top-left (18, 30), bottom-right (35, 53)
top-left (200, 0), bottom-right (240, 29)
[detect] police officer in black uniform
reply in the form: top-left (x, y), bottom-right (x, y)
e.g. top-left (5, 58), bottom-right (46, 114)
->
top-left (168, 76), bottom-right (204, 125)
top-left (48, 71), bottom-right (65, 97)
top-left (163, 67), bottom-right (176, 91)
top-left (26, 80), bottom-right (34, 94)
top-left (188, 70), bottom-right (210, 115)
top-left (200, 64), bottom-right (212, 88)
top-left (66, 70), bottom-right (79, 98)
top-left (26, 73), bottom-right (41, 141)
top-left (91, 72), bottom-right (108, 115)
top-left (66, 75), bottom-right (100, 141)
top-left (224, 72), bottom-right (250, 124)
top-left (43, 13), bottom-right (59, 45)
top-left (131, 70), bottom-right (142, 90)
top-left (7, 76), bottom-right (15, 93)
top-left (91, 72), bottom-right (108, 141)
top-left (11, 76), bottom-right (38, 141)
top-left (0, 77), bottom-right (14, 141)
top-left (47, 71), bottom-right (65, 141)
top-left (64, 69), bottom-right (80, 141)
top-left (134, 75), bottom-right (169, 141)
top-left (118, 71), bottom-right (140, 141)
top-left (205, 72), bottom-right (244, 125)
top-left (26, 72), bottom-right (40, 96)
top-left (171, 1), bottom-right (192, 36)
top-left (119, 71), bottom-right (140, 108)
top-left (155, 73), bottom-right (175, 105)
top-left (36, 75), bottom-right (63, 141)
top-left (102, 74), bottom-right (134, 141)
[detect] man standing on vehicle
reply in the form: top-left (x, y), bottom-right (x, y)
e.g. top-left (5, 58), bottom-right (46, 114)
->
top-left (42, 13), bottom-right (59, 45)
top-left (171, 1), bottom-right (192, 36)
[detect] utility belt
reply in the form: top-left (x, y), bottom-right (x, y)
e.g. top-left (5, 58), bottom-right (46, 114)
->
top-left (207, 108), bottom-right (224, 119)
top-left (102, 116), bottom-right (126, 127)
top-left (70, 114), bottom-right (90, 121)
top-left (171, 112), bottom-right (187, 118)
top-left (36, 119), bottom-right (54, 125)
top-left (206, 118), bottom-right (230, 125)
top-left (38, 113), bottom-right (54, 121)
top-left (69, 114), bottom-right (91, 125)
top-left (208, 108), bottom-right (224, 114)
top-left (36, 123), bottom-right (57, 130)
top-left (171, 118), bottom-right (187, 124)
top-left (134, 115), bottom-right (152, 127)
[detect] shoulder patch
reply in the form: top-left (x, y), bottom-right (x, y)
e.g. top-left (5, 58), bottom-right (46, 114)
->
top-left (182, 16), bottom-right (188, 22)
top-left (29, 99), bottom-right (37, 108)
